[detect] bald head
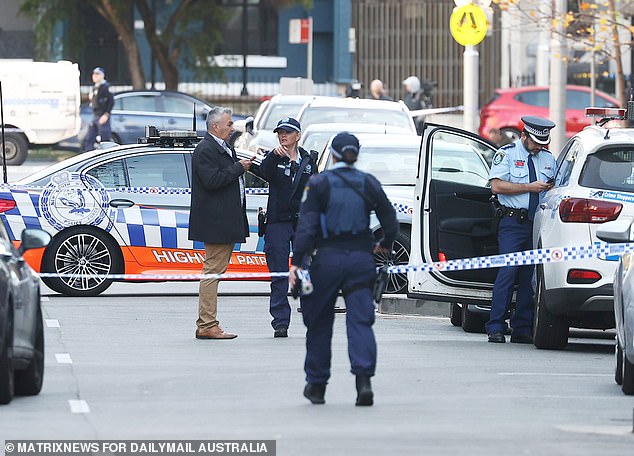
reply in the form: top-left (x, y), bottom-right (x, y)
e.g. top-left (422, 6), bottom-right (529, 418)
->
top-left (369, 79), bottom-right (386, 98)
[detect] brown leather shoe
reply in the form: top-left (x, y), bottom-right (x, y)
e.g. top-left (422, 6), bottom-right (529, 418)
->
top-left (195, 326), bottom-right (237, 340)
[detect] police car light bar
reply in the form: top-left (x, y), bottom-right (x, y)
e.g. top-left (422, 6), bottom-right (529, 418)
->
top-left (585, 107), bottom-right (626, 119)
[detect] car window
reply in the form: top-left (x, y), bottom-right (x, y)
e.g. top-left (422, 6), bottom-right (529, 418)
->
top-left (126, 153), bottom-right (190, 188)
top-left (566, 90), bottom-right (592, 110)
top-left (86, 159), bottom-right (127, 187)
top-left (115, 95), bottom-right (158, 112)
top-left (163, 94), bottom-right (199, 114)
top-left (555, 140), bottom-right (579, 187)
top-left (300, 107), bottom-right (411, 130)
top-left (430, 136), bottom-right (491, 187)
top-left (301, 132), bottom-right (332, 154)
top-left (579, 147), bottom-right (634, 192)
top-left (244, 170), bottom-right (268, 189)
top-left (261, 102), bottom-right (306, 130)
top-left (515, 90), bottom-right (549, 107)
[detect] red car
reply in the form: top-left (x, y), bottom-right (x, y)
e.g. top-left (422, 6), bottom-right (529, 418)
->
top-left (479, 85), bottom-right (620, 143)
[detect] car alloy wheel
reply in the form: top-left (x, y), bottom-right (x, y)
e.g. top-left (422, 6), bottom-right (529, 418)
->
top-left (42, 227), bottom-right (121, 297)
top-left (373, 230), bottom-right (410, 294)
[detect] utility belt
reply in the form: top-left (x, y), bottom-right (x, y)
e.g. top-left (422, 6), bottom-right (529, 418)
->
top-left (499, 206), bottom-right (529, 224)
top-left (490, 196), bottom-right (530, 224)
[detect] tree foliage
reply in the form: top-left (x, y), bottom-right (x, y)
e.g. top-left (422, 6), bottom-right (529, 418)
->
top-left (19, 0), bottom-right (311, 90)
top-left (492, 0), bottom-right (634, 106)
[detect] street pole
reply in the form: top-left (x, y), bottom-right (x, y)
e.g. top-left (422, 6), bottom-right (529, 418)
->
top-left (150, 0), bottom-right (156, 90)
top-left (307, 17), bottom-right (313, 81)
top-left (549, 0), bottom-right (568, 156)
top-left (463, 45), bottom-right (479, 133)
top-left (241, 0), bottom-right (248, 96)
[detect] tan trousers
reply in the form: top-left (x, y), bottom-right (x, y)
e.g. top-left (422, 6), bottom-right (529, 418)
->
top-left (197, 243), bottom-right (233, 331)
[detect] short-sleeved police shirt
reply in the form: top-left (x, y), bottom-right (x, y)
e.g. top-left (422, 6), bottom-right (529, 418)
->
top-left (489, 140), bottom-right (556, 209)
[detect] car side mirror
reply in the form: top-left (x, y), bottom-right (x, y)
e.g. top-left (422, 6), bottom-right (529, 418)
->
top-left (19, 228), bottom-right (51, 255)
top-left (596, 219), bottom-right (634, 243)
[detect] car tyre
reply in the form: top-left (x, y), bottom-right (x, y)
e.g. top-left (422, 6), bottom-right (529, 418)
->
top-left (461, 303), bottom-right (486, 333)
top-left (373, 228), bottom-right (410, 294)
top-left (623, 349), bottom-right (634, 395)
top-left (450, 303), bottom-right (462, 327)
top-left (0, 306), bottom-right (15, 405)
top-left (616, 342), bottom-right (623, 386)
top-left (2, 133), bottom-right (28, 166)
top-left (533, 267), bottom-right (569, 350)
top-left (14, 303), bottom-right (44, 396)
top-left (42, 227), bottom-right (122, 297)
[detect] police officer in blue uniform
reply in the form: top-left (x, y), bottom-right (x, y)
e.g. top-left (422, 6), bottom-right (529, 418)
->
top-left (486, 116), bottom-right (557, 344)
top-left (260, 118), bottom-right (317, 338)
top-left (289, 132), bottom-right (398, 406)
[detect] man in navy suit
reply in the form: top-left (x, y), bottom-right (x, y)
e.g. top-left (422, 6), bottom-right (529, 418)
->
top-left (189, 106), bottom-right (255, 340)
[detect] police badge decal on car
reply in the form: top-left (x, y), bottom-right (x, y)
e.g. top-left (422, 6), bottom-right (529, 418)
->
top-left (40, 172), bottom-right (114, 230)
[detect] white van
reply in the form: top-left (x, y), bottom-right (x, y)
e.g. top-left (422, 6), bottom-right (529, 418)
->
top-left (0, 60), bottom-right (81, 165)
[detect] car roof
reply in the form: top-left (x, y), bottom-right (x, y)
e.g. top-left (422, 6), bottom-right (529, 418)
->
top-left (268, 94), bottom-right (316, 105)
top-left (495, 84), bottom-right (617, 98)
top-left (352, 133), bottom-right (422, 147)
top-left (301, 122), bottom-right (414, 134)
top-left (302, 96), bottom-right (408, 110)
top-left (572, 124), bottom-right (634, 152)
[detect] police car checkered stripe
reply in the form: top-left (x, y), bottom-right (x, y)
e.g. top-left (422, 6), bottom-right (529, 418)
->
top-left (35, 241), bottom-right (634, 281)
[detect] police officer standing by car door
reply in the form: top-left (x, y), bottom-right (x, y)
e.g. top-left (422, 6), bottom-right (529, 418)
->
top-left (289, 132), bottom-right (398, 406)
top-left (260, 118), bottom-right (317, 338)
top-left (486, 116), bottom-right (556, 344)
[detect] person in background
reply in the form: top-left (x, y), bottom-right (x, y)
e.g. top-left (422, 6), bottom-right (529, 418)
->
top-left (189, 106), bottom-right (255, 340)
top-left (486, 116), bottom-right (556, 344)
top-left (83, 67), bottom-right (114, 151)
top-left (488, 128), bottom-right (514, 147)
top-left (260, 117), bottom-right (317, 338)
top-left (290, 132), bottom-right (398, 406)
top-left (402, 75), bottom-right (426, 134)
top-left (367, 79), bottom-right (393, 101)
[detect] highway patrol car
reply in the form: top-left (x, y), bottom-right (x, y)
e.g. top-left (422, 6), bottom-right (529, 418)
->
top-left (0, 130), bottom-right (269, 296)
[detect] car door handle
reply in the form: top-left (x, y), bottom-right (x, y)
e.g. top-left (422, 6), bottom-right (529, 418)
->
top-left (168, 118), bottom-right (177, 124)
top-left (109, 199), bottom-right (135, 208)
top-left (539, 203), bottom-right (547, 209)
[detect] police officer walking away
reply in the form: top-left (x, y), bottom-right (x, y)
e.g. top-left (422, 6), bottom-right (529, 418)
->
top-left (289, 132), bottom-right (398, 406)
top-left (260, 118), bottom-right (316, 338)
top-left (83, 67), bottom-right (114, 151)
top-left (486, 116), bottom-right (556, 344)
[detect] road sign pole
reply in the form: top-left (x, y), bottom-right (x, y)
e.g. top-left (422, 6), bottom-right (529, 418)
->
top-left (307, 17), bottom-right (313, 81)
top-left (464, 45), bottom-right (479, 133)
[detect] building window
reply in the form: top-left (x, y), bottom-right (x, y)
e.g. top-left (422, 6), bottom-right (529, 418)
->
top-left (216, 0), bottom-right (278, 55)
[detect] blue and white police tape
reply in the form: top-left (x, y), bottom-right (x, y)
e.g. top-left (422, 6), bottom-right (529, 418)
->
top-left (35, 241), bottom-right (634, 281)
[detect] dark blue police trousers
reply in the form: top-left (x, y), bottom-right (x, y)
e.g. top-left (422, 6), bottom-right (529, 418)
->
top-left (264, 221), bottom-right (294, 330)
top-left (83, 116), bottom-right (112, 152)
top-left (300, 249), bottom-right (377, 385)
top-left (485, 216), bottom-right (535, 336)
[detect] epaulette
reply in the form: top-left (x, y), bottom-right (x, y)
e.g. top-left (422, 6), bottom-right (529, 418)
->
top-left (499, 143), bottom-right (514, 150)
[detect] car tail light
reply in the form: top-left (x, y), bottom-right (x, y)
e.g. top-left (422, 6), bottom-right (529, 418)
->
top-left (567, 269), bottom-right (602, 284)
top-left (0, 199), bottom-right (15, 213)
top-left (559, 198), bottom-right (622, 223)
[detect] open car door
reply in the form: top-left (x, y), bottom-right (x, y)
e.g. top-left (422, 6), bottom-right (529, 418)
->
top-left (408, 123), bottom-right (500, 304)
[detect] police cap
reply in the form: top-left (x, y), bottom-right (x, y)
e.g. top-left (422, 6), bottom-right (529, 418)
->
top-left (330, 132), bottom-right (360, 160)
top-left (273, 117), bottom-right (301, 133)
top-left (521, 116), bottom-right (555, 145)
top-left (92, 67), bottom-right (105, 76)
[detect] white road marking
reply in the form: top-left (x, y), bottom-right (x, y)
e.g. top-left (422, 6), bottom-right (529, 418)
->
top-left (498, 372), bottom-right (612, 377)
top-left (556, 424), bottom-right (633, 436)
top-left (55, 353), bottom-right (72, 364)
top-left (45, 319), bottom-right (60, 328)
top-left (68, 400), bottom-right (90, 414)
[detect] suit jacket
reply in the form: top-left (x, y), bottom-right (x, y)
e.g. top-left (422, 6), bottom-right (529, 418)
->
top-left (188, 132), bottom-right (249, 244)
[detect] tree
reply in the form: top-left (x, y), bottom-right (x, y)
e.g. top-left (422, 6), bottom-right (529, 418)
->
top-left (19, 0), bottom-right (312, 90)
top-left (493, 0), bottom-right (634, 107)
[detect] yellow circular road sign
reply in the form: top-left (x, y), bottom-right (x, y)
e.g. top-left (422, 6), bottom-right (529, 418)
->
top-left (450, 4), bottom-right (488, 46)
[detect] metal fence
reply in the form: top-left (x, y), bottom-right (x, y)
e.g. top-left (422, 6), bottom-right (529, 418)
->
top-left (352, 0), bottom-right (502, 108)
